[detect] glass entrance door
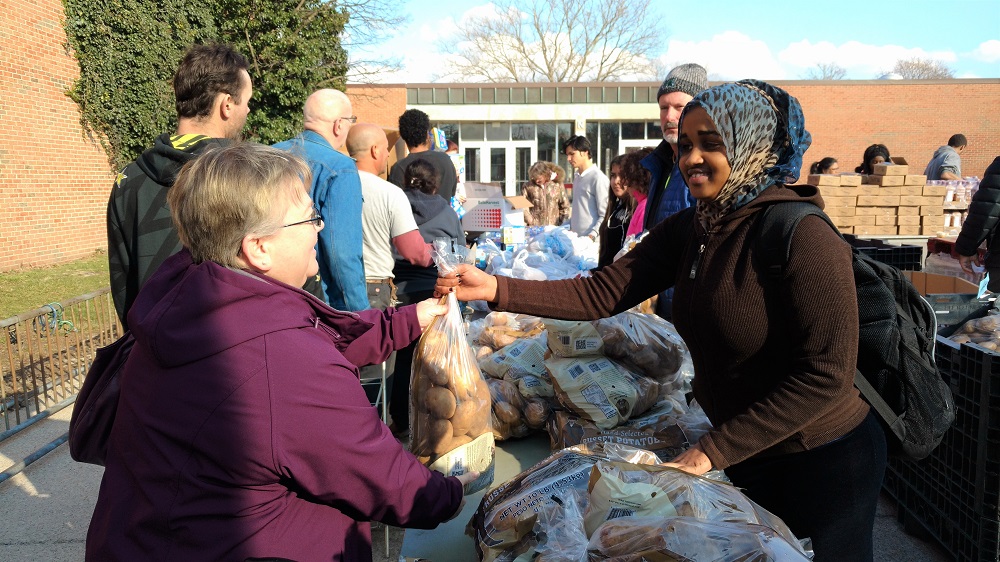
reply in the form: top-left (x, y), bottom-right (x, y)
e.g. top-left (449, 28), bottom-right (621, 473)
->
top-left (464, 141), bottom-right (536, 195)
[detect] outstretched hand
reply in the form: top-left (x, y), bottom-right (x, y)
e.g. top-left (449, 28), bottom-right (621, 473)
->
top-left (661, 442), bottom-right (713, 476)
top-left (434, 264), bottom-right (499, 303)
top-left (445, 471), bottom-right (480, 520)
top-left (414, 298), bottom-right (448, 330)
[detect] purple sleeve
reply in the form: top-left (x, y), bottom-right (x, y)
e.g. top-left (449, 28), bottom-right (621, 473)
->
top-left (341, 304), bottom-right (423, 367)
top-left (268, 329), bottom-right (463, 527)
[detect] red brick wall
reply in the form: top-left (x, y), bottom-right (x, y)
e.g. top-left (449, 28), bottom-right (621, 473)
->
top-left (0, 0), bottom-right (115, 272)
top-left (347, 85), bottom-right (408, 130)
top-left (780, 80), bottom-right (999, 181)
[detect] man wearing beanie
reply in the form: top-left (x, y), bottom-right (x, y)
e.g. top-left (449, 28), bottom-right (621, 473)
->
top-left (641, 63), bottom-right (708, 320)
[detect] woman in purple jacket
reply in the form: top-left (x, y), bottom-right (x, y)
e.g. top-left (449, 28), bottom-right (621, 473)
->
top-left (86, 143), bottom-right (472, 561)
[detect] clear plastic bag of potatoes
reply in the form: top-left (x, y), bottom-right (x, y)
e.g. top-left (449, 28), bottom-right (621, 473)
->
top-left (411, 239), bottom-right (495, 494)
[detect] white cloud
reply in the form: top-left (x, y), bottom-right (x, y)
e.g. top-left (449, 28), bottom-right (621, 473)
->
top-left (660, 31), bottom-right (786, 80)
top-left (970, 39), bottom-right (1000, 62)
top-left (778, 40), bottom-right (957, 78)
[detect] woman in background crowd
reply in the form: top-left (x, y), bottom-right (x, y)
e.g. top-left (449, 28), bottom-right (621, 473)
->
top-left (855, 144), bottom-right (891, 174)
top-left (619, 147), bottom-right (654, 238)
top-left (522, 160), bottom-right (571, 227)
top-left (87, 143), bottom-right (471, 562)
top-left (389, 159), bottom-right (465, 436)
top-left (810, 157), bottom-right (839, 174)
top-left (437, 80), bottom-right (884, 561)
top-left (597, 154), bottom-right (635, 268)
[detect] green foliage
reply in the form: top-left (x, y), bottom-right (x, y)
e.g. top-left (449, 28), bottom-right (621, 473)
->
top-left (63, 0), bottom-right (350, 169)
top-left (63, 0), bottom-right (216, 170)
top-left (215, 0), bottom-right (350, 145)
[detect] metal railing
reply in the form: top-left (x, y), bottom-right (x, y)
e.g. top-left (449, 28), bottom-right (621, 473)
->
top-left (1, 289), bottom-right (121, 433)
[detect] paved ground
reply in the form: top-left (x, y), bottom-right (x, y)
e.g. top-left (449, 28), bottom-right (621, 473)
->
top-left (0, 410), bottom-right (954, 562)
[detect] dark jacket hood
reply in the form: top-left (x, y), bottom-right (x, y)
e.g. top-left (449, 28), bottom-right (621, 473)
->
top-left (135, 134), bottom-right (224, 186)
top-left (703, 183), bottom-right (824, 233)
top-left (406, 189), bottom-right (452, 226)
top-left (128, 250), bottom-right (373, 368)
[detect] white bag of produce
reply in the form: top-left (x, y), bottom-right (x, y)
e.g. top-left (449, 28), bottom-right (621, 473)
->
top-left (546, 319), bottom-right (604, 357)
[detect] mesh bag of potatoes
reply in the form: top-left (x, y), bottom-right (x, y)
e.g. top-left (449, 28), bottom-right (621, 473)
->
top-left (487, 378), bottom-right (553, 441)
top-left (546, 356), bottom-right (659, 430)
top-left (472, 312), bottom-right (546, 351)
top-left (409, 291), bottom-right (495, 495)
top-left (582, 461), bottom-right (803, 546)
top-left (949, 312), bottom-right (1000, 350)
top-left (467, 443), bottom-right (659, 562)
top-left (586, 516), bottom-right (812, 561)
top-left (595, 311), bottom-right (692, 394)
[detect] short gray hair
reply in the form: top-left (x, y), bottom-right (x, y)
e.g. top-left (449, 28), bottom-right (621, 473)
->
top-left (168, 143), bottom-right (312, 268)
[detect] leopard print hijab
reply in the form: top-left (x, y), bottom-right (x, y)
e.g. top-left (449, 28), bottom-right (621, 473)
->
top-left (679, 80), bottom-right (811, 231)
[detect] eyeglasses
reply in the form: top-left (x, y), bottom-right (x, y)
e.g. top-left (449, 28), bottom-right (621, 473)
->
top-left (282, 208), bottom-right (324, 229)
top-left (338, 116), bottom-right (358, 124)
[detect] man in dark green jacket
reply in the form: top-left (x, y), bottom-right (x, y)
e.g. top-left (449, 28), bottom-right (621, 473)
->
top-left (107, 44), bottom-right (252, 329)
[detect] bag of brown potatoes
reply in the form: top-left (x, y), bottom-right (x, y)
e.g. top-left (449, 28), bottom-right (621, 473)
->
top-left (410, 292), bottom-right (495, 494)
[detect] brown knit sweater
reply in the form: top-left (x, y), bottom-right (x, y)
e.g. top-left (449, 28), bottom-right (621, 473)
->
top-left (493, 184), bottom-right (869, 469)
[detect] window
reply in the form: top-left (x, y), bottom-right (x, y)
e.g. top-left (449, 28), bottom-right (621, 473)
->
top-left (486, 122), bottom-right (510, 141)
top-left (512, 123), bottom-right (535, 141)
top-left (600, 123), bottom-right (620, 166)
top-left (647, 122), bottom-right (662, 141)
top-left (621, 122), bottom-right (645, 140)
top-left (461, 123), bottom-right (485, 141)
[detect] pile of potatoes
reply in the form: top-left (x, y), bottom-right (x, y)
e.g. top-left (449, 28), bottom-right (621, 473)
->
top-left (949, 314), bottom-right (1000, 350)
top-left (410, 326), bottom-right (493, 461)
top-left (487, 378), bottom-right (552, 440)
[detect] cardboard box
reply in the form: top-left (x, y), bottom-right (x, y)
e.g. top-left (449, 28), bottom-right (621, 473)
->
top-left (873, 161), bottom-right (909, 176)
top-left (808, 174), bottom-right (841, 186)
top-left (875, 215), bottom-right (898, 226)
top-left (921, 206), bottom-right (944, 216)
top-left (921, 216), bottom-right (942, 226)
top-left (838, 226), bottom-right (854, 234)
top-left (897, 225), bottom-right (922, 236)
top-left (462, 183), bottom-right (533, 232)
top-left (838, 174), bottom-right (863, 186)
top-left (827, 206), bottom-right (856, 217)
top-left (923, 196), bottom-right (945, 206)
top-left (855, 225), bottom-right (898, 236)
top-left (857, 195), bottom-right (900, 207)
top-left (897, 206), bottom-right (920, 216)
top-left (858, 185), bottom-right (900, 197)
top-left (923, 185), bottom-right (948, 197)
top-left (828, 214), bottom-right (855, 226)
top-left (903, 271), bottom-right (979, 295)
top-left (854, 215), bottom-right (877, 226)
top-left (824, 195), bottom-right (857, 208)
top-left (827, 186), bottom-right (861, 197)
top-left (856, 206), bottom-right (897, 217)
top-left (897, 215), bottom-right (922, 226)
top-left (900, 195), bottom-right (926, 207)
top-left (921, 226), bottom-right (941, 235)
top-left (871, 174), bottom-right (905, 186)
top-left (900, 185), bottom-right (925, 196)
top-left (904, 174), bottom-right (927, 185)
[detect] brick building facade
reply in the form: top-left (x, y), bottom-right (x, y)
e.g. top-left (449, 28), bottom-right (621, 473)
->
top-left (0, 0), bottom-right (996, 271)
top-left (0, 0), bottom-right (115, 271)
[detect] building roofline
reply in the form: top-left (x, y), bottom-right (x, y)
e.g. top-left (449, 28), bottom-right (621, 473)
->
top-left (348, 78), bottom-right (999, 88)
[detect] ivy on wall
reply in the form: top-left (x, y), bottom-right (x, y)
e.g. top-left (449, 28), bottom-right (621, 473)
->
top-left (63, 0), bottom-right (349, 170)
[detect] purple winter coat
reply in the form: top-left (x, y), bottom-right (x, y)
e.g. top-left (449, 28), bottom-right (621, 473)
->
top-left (86, 250), bottom-right (462, 561)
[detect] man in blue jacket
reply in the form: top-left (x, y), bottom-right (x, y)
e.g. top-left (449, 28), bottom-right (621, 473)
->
top-left (275, 89), bottom-right (368, 311)
top-left (641, 63), bottom-right (708, 320)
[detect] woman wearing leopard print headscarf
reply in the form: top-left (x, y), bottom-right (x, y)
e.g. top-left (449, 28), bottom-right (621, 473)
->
top-left (436, 80), bottom-right (883, 561)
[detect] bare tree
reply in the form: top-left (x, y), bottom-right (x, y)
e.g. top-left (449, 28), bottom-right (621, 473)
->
top-left (889, 57), bottom-right (955, 79)
top-left (442, 0), bottom-right (664, 82)
top-left (340, 0), bottom-right (408, 82)
top-left (805, 62), bottom-right (847, 80)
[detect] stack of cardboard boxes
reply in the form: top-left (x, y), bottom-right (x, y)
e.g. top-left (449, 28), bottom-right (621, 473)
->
top-left (809, 158), bottom-right (948, 236)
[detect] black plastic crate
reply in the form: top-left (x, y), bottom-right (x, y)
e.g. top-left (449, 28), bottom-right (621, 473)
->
top-left (885, 465), bottom-right (1000, 561)
top-left (845, 234), bottom-right (923, 271)
top-left (925, 294), bottom-right (995, 328)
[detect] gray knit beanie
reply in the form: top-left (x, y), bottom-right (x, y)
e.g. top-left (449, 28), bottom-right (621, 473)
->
top-left (657, 63), bottom-right (709, 100)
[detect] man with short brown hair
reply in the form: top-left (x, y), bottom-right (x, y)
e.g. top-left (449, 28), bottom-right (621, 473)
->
top-left (107, 43), bottom-right (251, 328)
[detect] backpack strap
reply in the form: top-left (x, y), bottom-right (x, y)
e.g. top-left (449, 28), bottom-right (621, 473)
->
top-left (753, 200), bottom-right (840, 284)
top-left (753, 201), bottom-right (903, 427)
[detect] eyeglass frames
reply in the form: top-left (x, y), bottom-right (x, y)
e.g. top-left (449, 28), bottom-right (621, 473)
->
top-left (282, 207), bottom-right (324, 229)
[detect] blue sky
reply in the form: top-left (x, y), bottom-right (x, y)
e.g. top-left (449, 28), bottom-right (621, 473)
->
top-left (350, 0), bottom-right (1000, 82)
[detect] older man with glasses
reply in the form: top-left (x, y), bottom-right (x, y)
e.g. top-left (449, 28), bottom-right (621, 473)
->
top-left (274, 89), bottom-right (369, 311)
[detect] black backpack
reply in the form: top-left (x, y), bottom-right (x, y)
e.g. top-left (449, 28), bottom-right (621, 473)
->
top-left (754, 201), bottom-right (955, 461)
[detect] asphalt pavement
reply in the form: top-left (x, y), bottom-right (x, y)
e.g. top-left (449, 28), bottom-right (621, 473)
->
top-left (0, 408), bottom-right (954, 562)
